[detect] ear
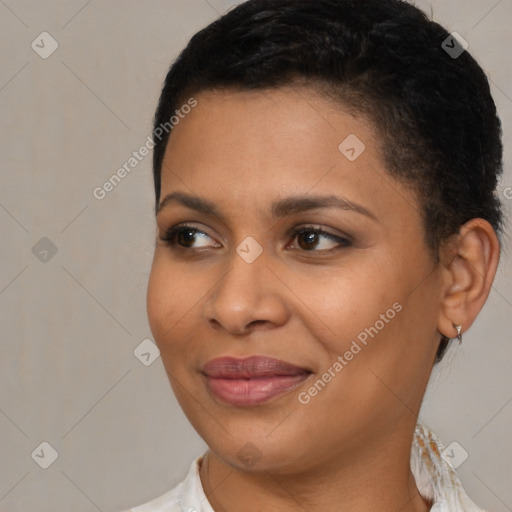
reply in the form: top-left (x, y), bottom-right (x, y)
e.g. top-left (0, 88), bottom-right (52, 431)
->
top-left (437, 218), bottom-right (500, 339)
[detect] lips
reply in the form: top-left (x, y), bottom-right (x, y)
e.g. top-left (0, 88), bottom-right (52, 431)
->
top-left (201, 356), bottom-right (312, 406)
top-left (202, 355), bottom-right (311, 378)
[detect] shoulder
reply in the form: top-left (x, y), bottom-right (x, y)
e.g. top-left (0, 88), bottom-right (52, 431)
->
top-left (122, 481), bottom-right (184, 511)
top-left (412, 422), bottom-right (488, 512)
top-left (121, 455), bottom-right (205, 512)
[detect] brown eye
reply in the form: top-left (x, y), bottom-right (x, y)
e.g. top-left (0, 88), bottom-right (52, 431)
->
top-left (297, 230), bottom-right (321, 250)
top-left (289, 227), bottom-right (352, 252)
top-left (175, 228), bottom-right (198, 248)
top-left (160, 225), bottom-right (218, 249)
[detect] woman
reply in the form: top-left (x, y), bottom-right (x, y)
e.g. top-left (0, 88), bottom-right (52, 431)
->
top-left (126, 0), bottom-right (503, 510)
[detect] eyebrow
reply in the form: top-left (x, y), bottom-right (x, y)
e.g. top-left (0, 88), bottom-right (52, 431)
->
top-left (156, 191), bottom-right (377, 221)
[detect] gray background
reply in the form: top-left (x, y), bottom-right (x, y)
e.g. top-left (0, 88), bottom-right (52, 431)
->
top-left (0, 0), bottom-right (511, 511)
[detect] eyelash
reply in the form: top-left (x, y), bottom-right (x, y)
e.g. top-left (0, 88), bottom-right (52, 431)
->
top-left (159, 223), bottom-right (352, 253)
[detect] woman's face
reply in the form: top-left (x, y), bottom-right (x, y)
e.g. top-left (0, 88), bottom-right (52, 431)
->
top-left (147, 86), bottom-right (443, 473)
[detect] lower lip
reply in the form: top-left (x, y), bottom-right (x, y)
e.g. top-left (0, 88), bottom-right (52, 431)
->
top-left (204, 374), bottom-right (311, 406)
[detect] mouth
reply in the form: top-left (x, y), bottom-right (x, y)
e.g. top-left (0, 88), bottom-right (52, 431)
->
top-left (201, 355), bottom-right (312, 406)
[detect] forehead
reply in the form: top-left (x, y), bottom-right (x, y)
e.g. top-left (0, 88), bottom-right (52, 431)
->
top-left (159, 87), bottom-right (420, 230)
top-left (163, 87), bottom-right (375, 185)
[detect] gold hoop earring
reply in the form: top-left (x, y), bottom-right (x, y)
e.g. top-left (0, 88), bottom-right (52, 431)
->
top-left (452, 323), bottom-right (462, 344)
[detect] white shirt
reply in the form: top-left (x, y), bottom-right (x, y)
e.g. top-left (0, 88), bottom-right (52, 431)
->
top-left (124, 422), bottom-right (487, 512)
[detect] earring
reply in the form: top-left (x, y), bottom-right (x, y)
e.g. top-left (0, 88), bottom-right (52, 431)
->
top-left (452, 323), bottom-right (462, 344)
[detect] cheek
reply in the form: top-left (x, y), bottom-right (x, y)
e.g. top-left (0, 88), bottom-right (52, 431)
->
top-left (146, 261), bottom-right (165, 340)
top-left (318, 270), bottom-right (439, 419)
top-left (317, 262), bottom-right (395, 339)
top-left (146, 255), bottom-right (206, 365)
top-left (311, 258), bottom-right (421, 382)
top-left (146, 255), bottom-right (183, 346)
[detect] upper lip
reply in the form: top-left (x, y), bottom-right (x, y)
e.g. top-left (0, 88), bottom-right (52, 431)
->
top-left (201, 356), bottom-right (311, 379)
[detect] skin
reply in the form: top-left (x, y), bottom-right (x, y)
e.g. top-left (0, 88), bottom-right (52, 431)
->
top-left (146, 86), bottom-right (500, 512)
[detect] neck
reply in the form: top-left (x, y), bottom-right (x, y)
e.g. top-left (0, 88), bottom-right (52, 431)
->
top-left (199, 426), bottom-right (432, 512)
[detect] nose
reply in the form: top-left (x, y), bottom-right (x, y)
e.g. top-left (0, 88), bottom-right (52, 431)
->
top-left (203, 247), bottom-right (289, 336)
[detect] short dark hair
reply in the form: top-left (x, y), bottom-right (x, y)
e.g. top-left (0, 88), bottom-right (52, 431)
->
top-left (152, 0), bottom-right (504, 363)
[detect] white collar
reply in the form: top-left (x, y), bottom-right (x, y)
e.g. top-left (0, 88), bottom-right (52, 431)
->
top-left (128, 422), bottom-right (486, 511)
top-left (411, 422), bottom-right (486, 511)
